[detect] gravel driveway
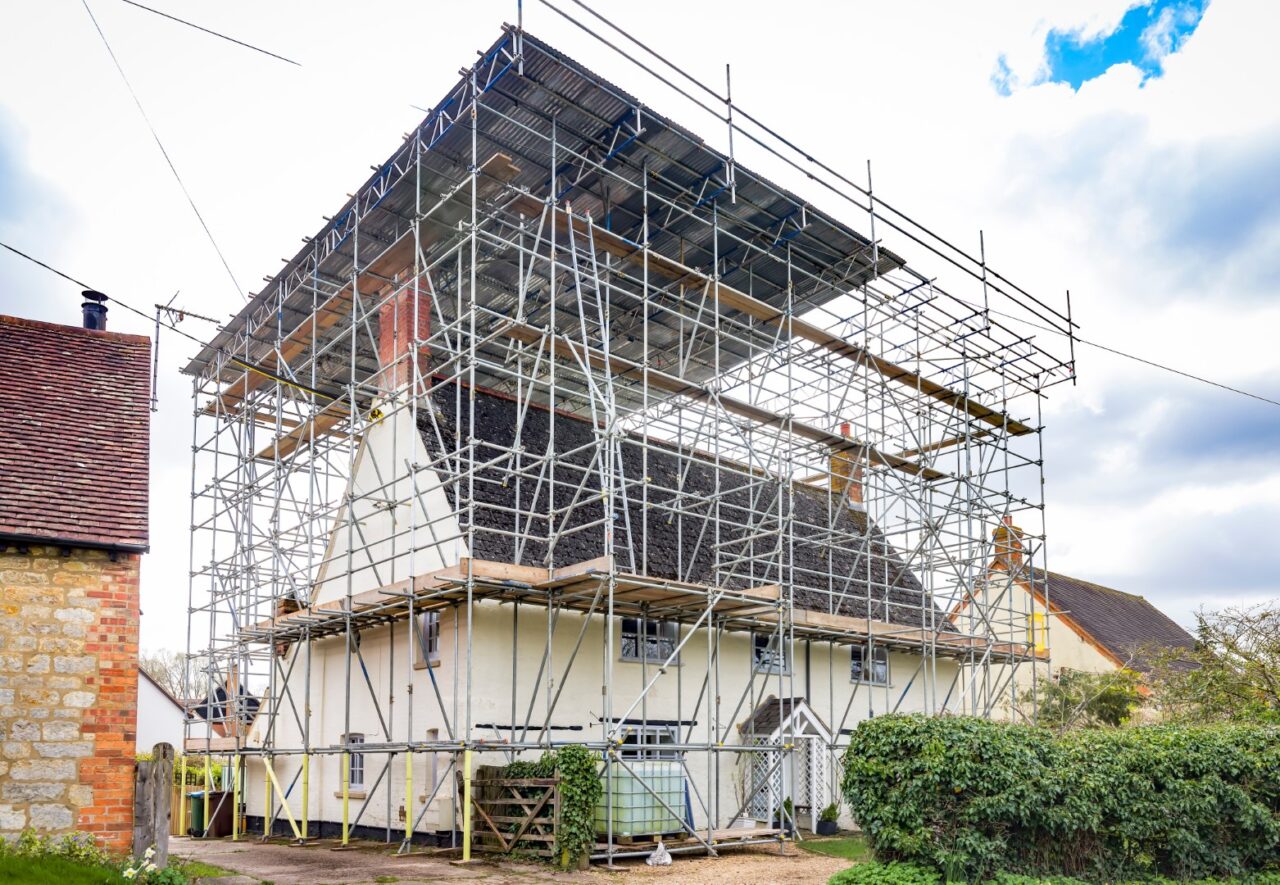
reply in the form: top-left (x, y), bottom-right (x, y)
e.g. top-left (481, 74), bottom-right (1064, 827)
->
top-left (172, 836), bottom-right (848, 884)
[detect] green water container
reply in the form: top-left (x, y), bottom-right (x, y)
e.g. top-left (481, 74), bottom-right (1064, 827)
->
top-left (594, 761), bottom-right (686, 837)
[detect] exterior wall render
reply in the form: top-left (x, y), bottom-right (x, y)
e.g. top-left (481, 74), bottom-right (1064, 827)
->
top-left (240, 601), bottom-right (957, 833)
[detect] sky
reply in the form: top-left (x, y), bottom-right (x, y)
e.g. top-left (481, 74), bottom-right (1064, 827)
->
top-left (1, 0), bottom-right (1277, 652)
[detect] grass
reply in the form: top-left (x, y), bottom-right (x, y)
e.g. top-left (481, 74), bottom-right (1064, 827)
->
top-left (798, 834), bottom-right (872, 863)
top-left (0, 852), bottom-right (125, 884)
top-left (173, 857), bottom-right (239, 878)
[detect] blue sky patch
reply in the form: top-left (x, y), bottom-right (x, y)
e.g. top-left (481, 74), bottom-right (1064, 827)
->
top-left (996, 1), bottom-right (1209, 94)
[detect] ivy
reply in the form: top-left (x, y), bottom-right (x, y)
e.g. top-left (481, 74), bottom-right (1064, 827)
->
top-left (840, 716), bottom-right (1280, 883)
top-left (500, 744), bottom-right (602, 870)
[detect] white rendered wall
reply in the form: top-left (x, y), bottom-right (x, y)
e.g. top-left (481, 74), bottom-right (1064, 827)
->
top-left (242, 601), bottom-right (959, 835)
top-left (136, 674), bottom-right (186, 754)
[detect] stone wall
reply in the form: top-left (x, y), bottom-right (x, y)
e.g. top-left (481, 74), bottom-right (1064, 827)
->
top-left (0, 545), bottom-right (141, 850)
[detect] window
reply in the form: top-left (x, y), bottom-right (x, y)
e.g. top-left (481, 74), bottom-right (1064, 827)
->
top-left (752, 633), bottom-right (789, 674)
top-left (413, 610), bottom-right (441, 669)
top-left (851, 644), bottom-right (889, 685)
top-left (617, 723), bottom-right (680, 759)
top-left (620, 618), bottom-right (678, 662)
top-left (344, 733), bottom-right (365, 788)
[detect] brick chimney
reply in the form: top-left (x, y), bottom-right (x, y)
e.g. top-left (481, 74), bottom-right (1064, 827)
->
top-left (377, 282), bottom-right (431, 391)
top-left (831, 422), bottom-right (865, 511)
top-left (992, 514), bottom-right (1025, 571)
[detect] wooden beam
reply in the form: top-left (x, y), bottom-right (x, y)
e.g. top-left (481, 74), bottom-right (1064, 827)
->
top-left (494, 319), bottom-right (948, 482)
top-left (510, 200), bottom-right (1032, 437)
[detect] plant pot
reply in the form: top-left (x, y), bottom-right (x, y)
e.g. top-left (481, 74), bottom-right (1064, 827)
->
top-left (816, 820), bottom-right (839, 836)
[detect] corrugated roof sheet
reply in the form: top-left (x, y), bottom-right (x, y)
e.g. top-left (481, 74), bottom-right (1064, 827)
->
top-left (0, 315), bottom-right (151, 551)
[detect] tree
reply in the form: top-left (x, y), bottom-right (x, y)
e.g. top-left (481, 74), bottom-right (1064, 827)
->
top-left (1146, 605), bottom-right (1280, 724)
top-left (1024, 667), bottom-right (1143, 731)
top-left (139, 648), bottom-right (207, 699)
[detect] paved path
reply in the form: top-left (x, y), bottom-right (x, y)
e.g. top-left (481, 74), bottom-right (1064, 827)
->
top-left (172, 836), bottom-right (847, 884)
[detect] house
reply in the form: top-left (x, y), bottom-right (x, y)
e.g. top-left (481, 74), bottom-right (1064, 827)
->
top-left (0, 297), bottom-right (151, 851)
top-left (964, 517), bottom-right (1197, 712)
top-left (136, 667), bottom-right (188, 755)
top-left (181, 26), bottom-right (1067, 856)
top-left (234, 379), bottom-right (961, 835)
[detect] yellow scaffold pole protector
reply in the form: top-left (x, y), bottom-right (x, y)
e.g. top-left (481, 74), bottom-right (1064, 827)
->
top-left (231, 754), bottom-right (240, 841)
top-left (261, 755), bottom-right (302, 840)
top-left (300, 754), bottom-right (309, 840)
top-left (176, 753), bottom-right (186, 836)
top-left (342, 751), bottom-right (351, 846)
top-left (203, 753), bottom-right (212, 836)
top-left (404, 752), bottom-right (413, 843)
top-left (462, 748), bottom-right (472, 862)
top-left (263, 759), bottom-right (271, 838)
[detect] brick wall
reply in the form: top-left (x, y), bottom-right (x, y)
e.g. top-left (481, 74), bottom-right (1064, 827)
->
top-left (0, 545), bottom-right (141, 850)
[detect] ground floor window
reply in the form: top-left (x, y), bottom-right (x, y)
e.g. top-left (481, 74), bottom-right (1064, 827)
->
top-left (617, 722), bottom-right (680, 759)
top-left (850, 644), bottom-right (889, 685)
top-left (343, 733), bottom-right (365, 788)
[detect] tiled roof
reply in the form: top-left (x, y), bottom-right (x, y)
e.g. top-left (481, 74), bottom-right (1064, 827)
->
top-left (738, 695), bottom-right (829, 738)
top-left (421, 382), bottom-right (941, 629)
top-left (0, 315), bottom-right (151, 551)
top-left (1043, 571), bottom-right (1196, 670)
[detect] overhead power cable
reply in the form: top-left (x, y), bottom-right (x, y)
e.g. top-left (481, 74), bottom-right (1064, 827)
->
top-left (80, 0), bottom-right (247, 302)
top-left (0, 240), bottom-right (338, 403)
top-left (117, 0), bottom-right (301, 67)
top-left (3, 238), bottom-right (1276, 411)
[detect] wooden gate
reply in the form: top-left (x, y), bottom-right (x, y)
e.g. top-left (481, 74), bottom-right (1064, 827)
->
top-left (467, 767), bottom-right (560, 858)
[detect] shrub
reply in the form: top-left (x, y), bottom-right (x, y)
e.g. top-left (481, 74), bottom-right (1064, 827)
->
top-left (820, 802), bottom-right (840, 823)
top-left (841, 716), bottom-right (1280, 883)
top-left (828, 860), bottom-right (940, 884)
top-left (501, 744), bottom-right (602, 870)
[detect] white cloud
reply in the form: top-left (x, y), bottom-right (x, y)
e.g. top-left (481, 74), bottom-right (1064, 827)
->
top-left (0, 0), bottom-right (1276, 649)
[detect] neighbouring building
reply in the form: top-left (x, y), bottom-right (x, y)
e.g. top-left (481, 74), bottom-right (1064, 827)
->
top-left (963, 517), bottom-right (1197, 712)
top-left (0, 297), bottom-right (150, 850)
top-left (136, 667), bottom-right (187, 755)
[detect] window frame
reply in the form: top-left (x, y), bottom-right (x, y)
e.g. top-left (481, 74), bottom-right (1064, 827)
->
top-left (619, 617), bottom-right (680, 664)
top-left (616, 722), bottom-right (681, 760)
top-left (343, 732), bottom-right (365, 788)
top-left (413, 609), bottom-right (441, 669)
top-left (850, 643), bottom-right (890, 686)
top-left (751, 632), bottom-right (790, 675)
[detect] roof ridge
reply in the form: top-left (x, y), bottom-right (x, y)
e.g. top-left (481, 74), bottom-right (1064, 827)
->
top-left (0, 313), bottom-right (152, 345)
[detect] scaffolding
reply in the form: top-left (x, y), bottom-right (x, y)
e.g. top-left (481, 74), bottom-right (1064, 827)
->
top-left (181, 11), bottom-right (1074, 862)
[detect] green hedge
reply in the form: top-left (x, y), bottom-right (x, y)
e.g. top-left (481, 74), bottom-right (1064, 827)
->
top-left (840, 716), bottom-right (1280, 883)
top-left (827, 863), bottom-right (1280, 885)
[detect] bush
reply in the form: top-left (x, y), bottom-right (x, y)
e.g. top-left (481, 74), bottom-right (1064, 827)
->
top-left (841, 716), bottom-right (1280, 883)
top-left (828, 861), bottom-right (940, 884)
top-left (501, 744), bottom-right (602, 870)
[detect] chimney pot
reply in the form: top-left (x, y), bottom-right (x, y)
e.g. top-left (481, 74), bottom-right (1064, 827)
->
top-left (81, 291), bottom-right (108, 331)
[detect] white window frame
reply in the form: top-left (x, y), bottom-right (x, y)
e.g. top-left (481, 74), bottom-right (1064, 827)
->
top-left (752, 632), bottom-right (789, 675)
top-left (617, 722), bottom-right (680, 760)
top-left (850, 644), bottom-right (890, 686)
top-left (413, 610), bottom-right (441, 669)
top-left (343, 732), bottom-right (365, 788)
top-left (620, 617), bottom-right (679, 663)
